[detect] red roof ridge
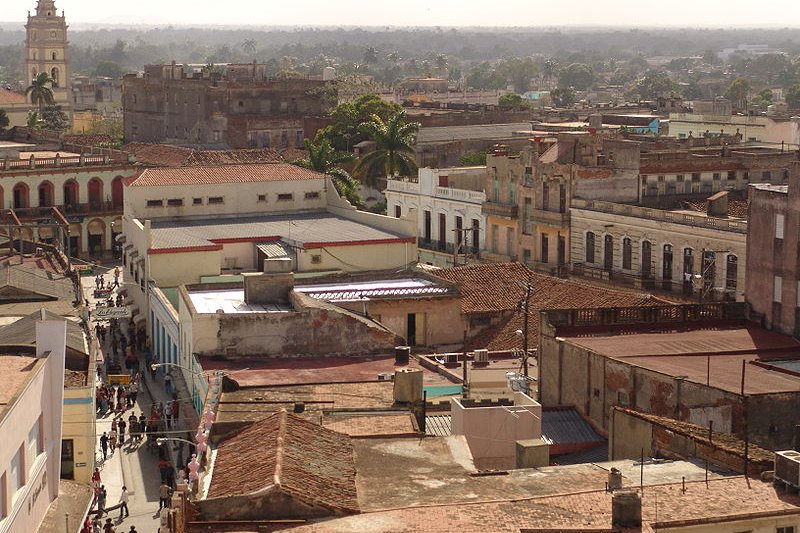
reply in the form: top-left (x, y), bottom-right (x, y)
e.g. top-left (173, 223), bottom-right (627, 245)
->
top-left (273, 409), bottom-right (287, 489)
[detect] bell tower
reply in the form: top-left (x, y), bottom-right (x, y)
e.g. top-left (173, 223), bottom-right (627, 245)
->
top-left (25, 0), bottom-right (71, 113)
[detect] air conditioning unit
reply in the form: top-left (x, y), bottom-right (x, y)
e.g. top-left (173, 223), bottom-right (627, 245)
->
top-left (445, 353), bottom-right (459, 364)
top-left (473, 349), bottom-right (489, 363)
top-left (775, 450), bottom-right (800, 487)
top-left (377, 372), bottom-right (394, 381)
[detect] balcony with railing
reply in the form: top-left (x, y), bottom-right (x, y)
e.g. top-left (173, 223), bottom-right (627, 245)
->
top-left (482, 201), bottom-right (518, 219)
top-left (385, 179), bottom-right (420, 194)
top-left (530, 208), bottom-right (569, 228)
top-left (418, 237), bottom-right (480, 256)
top-left (1, 151), bottom-right (131, 172)
top-left (8, 201), bottom-right (122, 221)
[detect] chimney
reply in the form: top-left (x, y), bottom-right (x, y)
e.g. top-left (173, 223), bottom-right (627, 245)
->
top-left (242, 257), bottom-right (294, 305)
top-left (706, 190), bottom-right (729, 217)
top-left (612, 490), bottom-right (642, 528)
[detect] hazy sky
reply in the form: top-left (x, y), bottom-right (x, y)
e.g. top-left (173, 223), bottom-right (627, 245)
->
top-left (3, 0), bottom-right (799, 27)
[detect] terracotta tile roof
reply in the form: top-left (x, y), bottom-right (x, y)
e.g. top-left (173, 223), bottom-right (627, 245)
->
top-left (684, 197), bottom-right (749, 219)
top-left (130, 163), bottom-right (326, 187)
top-left (207, 410), bottom-right (359, 514)
top-left (122, 142), bottom-right (194, 166)
top-left (615, 407), bottom-right (774, 464)
top-left (122, 142), bottom-right (307, 167)
top-left (323, 414), bottom-right (417, 437)
top-left (430, 262), bottom-right (667, 351)
top-left (280, 477), bottom-right (800, 533)
top-left (185, 148), bottom-right (300, 166)
top-left (0, 89), bottom-right (28, 105)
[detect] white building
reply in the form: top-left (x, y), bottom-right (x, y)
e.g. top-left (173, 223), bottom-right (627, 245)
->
top-left (386, 166), bottom-right (486, 267)
top-left (0, 320), bottom-right (68, 533)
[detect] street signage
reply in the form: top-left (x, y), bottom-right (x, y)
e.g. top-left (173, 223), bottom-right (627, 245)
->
top-left (92, 306), bottom-right (132, 320)
top-left (108, 374), bottom-right (131, 385)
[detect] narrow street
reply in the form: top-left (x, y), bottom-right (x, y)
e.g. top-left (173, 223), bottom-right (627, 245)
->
top-left (80, 264), bottom-right (196, 533)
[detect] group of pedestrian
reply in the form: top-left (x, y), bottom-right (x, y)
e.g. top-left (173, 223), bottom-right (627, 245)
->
top-left (82, 518), bottom-right (137, 533)
top-left (96, 378), bottom-right (138, 417)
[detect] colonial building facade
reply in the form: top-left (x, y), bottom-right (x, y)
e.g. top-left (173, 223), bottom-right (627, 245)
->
top-left (386, 166), bottom-right (486, 267)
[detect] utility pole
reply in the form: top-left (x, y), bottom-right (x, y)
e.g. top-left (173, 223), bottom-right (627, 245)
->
top-left (519, 279), bottom-right (533, 377)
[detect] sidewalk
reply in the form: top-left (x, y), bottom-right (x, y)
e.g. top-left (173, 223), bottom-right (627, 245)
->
top-left (82, 267), bottom-right (166, 531)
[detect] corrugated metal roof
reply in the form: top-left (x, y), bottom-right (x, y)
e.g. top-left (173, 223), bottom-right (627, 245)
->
top-left (551, 443), bottom-right (609, 465)
top-left (256, 241), bottom-right (293, 259)
top-left (0, 309), bottom-right (87, 355)
top-left (541, 409), bottom-right (605, 445)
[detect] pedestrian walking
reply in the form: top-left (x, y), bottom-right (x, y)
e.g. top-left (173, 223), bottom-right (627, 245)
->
top-left (171, 396), bottom-right (180, 424)
top-left (108, 429), bottom-right (117, 453)
top-left (118, 486), bottom-right (129, 519)
top-left (128, 380), bottom-right (138, 406)
top-left (118, 418), bottom-right (126, 445)
top-left (99, 432), bottom-right (109, 461)
top-left (102, 517), bottom-right (114, 533)
top-left (158, 482), bottom-right (172, 510)
top-left (164, 401), bottom-right (173, 429)
top-left (164, 373), bottom-right (173, 395)
top-left (96, 485), bottom-right (107, 516)
top-left (91, 519), bottom-right (101, 533)
top-left (113, 267), bottom-right (120, 288)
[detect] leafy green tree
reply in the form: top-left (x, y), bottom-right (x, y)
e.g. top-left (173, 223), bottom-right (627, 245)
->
top-left (724, 78), bottom-right (751, 110)
top-left (557, 63), bottom-right (594, 91)
top-left (0, 109), bottom-right (9, 133)
top-left (242, 39), bottom-right (257, 58)
top-left (317, 94), bottom-right (402, 152)
top-left (41, 105), bottom-right (69, 132)
top-left (93, 60), bottom-right (123, 79)
top-left (752, 88), bottom-right (774, 107)
top-left (498, 92), bottom-right (530, 109)
top-left (458, 151), bottom-right (487, 166)
top-left (434, 53), bottom-right (448, 75)
top-left (363, 46), bottom-right (378, 65)
top-left (750, 53), bottom-right (790, 85)
top-left (497, 56), bottom-right (538, 93)
top-left (550, 87), bottom-right (577, 107)
top-left (25, 72), bottom-right (55, 112)
top-left (292, 138), bottom-right (362, 207)
top-left (635, 70), bottom-right (677, 100)
top-left (354, 110), bottom-right (420, 187)
top-left (26, 110), bottom-right (43, 130)
top-left (786, 84), bottom-right (800, 111)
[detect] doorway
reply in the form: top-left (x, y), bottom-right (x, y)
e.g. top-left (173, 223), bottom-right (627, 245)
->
top-left (406, 313), bottom-right (426, 347)
top-left (61, 439), bottom-right (74, 480)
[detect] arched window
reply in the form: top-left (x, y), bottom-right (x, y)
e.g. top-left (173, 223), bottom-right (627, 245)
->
top-left (32, 52), bottom-right (37, 61)
top-left (51, 51), bottom-right (57, 61)
top-left (603, 235), bottom-right (614, 271)
top-left (63, 179), bottom-right (79, 209)
top-left (88, 178), bottom-right (103, 209)
top-left (111, 177), bottom-right (124, 209)
top-left (38, 181), bottom-right (54, 207)
top-left (585, 232), bottom-right (595, 263)
top-left (726, 255), bottom-right (738, 291)
top-left (641, 241), bottom-right (652, 278)
top-left (51, 67), bottom-right (59, 88)
top-left (622, 237), bottom-right (632, 270)
top-left (12, 183), bottom-right (29, 209)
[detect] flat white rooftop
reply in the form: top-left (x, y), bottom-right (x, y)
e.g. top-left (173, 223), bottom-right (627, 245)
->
top-left (188, 289), bottom-right (291, 314)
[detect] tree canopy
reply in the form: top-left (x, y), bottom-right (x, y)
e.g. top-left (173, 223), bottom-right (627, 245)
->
top-left (316, 94), bottom-right (403, 152)
top-left (354, 110), bottom-right (420, 187)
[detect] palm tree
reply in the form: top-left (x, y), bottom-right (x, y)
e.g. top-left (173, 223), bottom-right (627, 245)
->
top-left (26, 110), bottom-right (43, 130)
top-left (26, 72), bottom-right (55, 112)
top-left (242, 39), bottom-right (257, 58)
top-left (293, 138), bottom-right (362, 207)
top-left (354, 110), bottom-right (420, 187)
top-left (363, 46), bottom-right (378, 65)
top-left (0, 109), bottom-right (9, 133)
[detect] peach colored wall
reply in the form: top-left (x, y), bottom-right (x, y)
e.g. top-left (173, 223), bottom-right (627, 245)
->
top-left (450, 392), bottom-right (542, 468)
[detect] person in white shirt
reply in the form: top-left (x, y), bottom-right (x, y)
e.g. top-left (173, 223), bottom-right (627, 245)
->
top-left (118, 486), bottom-right (130, 519)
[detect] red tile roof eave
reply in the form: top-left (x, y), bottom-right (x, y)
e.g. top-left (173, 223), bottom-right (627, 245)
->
top-left (146, 236), bottom-right (414, 254)
top-left (0, 164), bottom-right (138, 179)
top-left (303, 237), bottom-right (416, 248)
top-left (147, 244), bottom-right (223, 255)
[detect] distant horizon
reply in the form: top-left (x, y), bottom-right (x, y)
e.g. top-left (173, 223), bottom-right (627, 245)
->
top-left (2, 0), bottom-right (800, 28)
